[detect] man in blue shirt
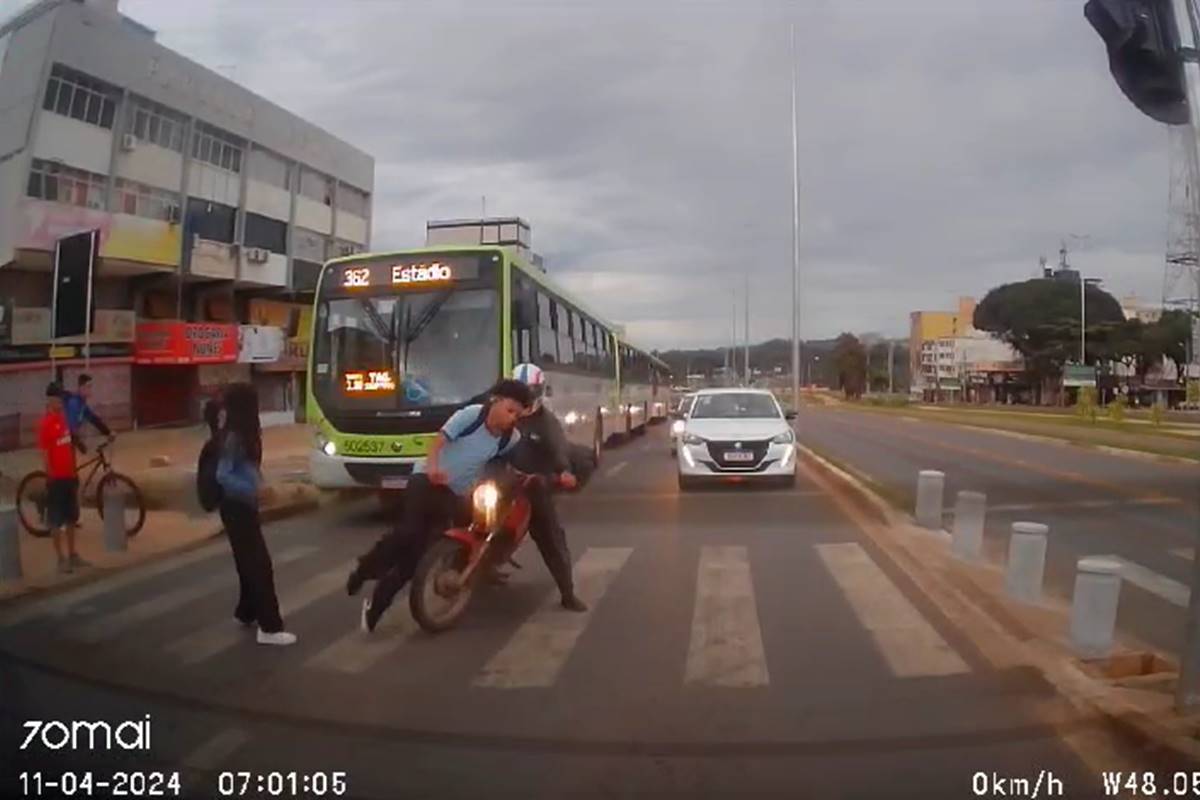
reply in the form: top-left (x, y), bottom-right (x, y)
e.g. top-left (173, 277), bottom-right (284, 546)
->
top-left (347, 378), bottom-right (532, 632)
top-left (63, 374), bottom-right (112, 452)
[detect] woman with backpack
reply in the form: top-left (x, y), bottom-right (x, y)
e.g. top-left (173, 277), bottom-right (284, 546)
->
top-left (212, 383), bottom-right (295, 646)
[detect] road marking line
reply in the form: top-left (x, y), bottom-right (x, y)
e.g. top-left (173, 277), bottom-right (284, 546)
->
top-left (1171, 547), bottom-right (1194, 562)
top-left (684, 545), bottom-right (770, 688)
top-left (1100, 555), bottom-right (1189, 607)
top-left (71, 546), bottom-right (316, 643)
top-left (168, 561), bottom-right (353, 665)
top-left (305, 594), bottom-right (418, 674)
top-left (473, 547), bottom-right (632, 688)
top-left (816, 542), bottom-right (969, 677)
top-left (183, 727), bottom-right (248, 770)
top-left (0, 540), bottom-right (228, 626)
top-left (604, 461), bottom-right (629, 478)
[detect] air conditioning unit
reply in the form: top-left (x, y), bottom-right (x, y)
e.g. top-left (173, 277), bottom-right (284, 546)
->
top-left (120, 133), bottom-right (138, 152)
top-left (246, 247), bottom-right (270, 263)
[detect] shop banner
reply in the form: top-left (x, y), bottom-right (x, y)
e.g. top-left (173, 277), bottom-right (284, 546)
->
top-left (20, 200), bottom-right (181, 267)
top-left (238, 325), bottom-right (285, 363)
top-left (135, 321), bottom-right (238, 365)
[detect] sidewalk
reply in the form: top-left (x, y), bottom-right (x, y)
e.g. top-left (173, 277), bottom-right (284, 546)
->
top-left (0, 422), bottom-right (320, 603)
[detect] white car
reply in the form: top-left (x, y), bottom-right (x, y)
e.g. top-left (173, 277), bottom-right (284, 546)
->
top-left (676, 388), bottom-right (797, 490)
top-left (668, 393), bottom-right (696, 456)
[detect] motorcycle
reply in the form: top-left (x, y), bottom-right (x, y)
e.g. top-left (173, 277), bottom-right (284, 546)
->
top-left (409, 470), bottom-right (555, 633)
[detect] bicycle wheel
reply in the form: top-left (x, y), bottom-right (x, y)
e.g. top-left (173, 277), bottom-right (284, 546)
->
top-left (97, 472), bottom-right (147, 537)
top-left (16, 471), bottom-right (51, 537)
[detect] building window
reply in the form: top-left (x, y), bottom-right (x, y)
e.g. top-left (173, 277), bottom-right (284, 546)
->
top-left (293, 227), bottom-right (328, 263)
top-left (186, 197), bottom-right (236, 243)
top-left (248, 147), bottom-right (290, 190)
top-left (244, 212), bottom-right (288, 254)
top-left (191, 123), bottom-right (242, 173)
top-left (42, 64), bottom-right (116, 129)
top-left (338, 184), bottom-right (369, 217)
top-left (114, 178), bottom-right (178, 221)
top-left (127, 97), bottom-right (186, 152)
top-left (299, 168), bottom-right (332, 205)
top-left (27, 159), bottom-right (107, 209)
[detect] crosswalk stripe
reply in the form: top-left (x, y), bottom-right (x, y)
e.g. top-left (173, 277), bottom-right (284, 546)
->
top-left (0, 540), bottom-right (228, 627)
top-left (168, 561), bottom-right (353, 665)
top-left (72, 546), bottom-right (316, 643)
top-left (816, 542), bottom-right (968, 677)
top-left (684, 545), bottom-right (770, 688)
top-left (1102, 555), bottom-right (1189, 607)
top-left (305, 593), bottom-right (418, 674)
top-left (182, 728), bottom-right (248, 770)
top-left (473, 547), bottom-right (633, 688)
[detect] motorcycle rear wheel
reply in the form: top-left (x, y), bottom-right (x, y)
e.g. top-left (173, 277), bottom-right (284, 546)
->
top-left (410, 538), bottom-right (475, 633)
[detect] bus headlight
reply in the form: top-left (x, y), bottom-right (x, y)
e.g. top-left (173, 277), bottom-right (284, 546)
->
top-left (315, 432), bottom-right (337, 457)
top-left (323, 441), bottom-right (337, 457)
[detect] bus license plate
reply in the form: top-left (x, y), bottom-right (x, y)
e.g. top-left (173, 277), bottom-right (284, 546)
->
top-left (381, 476), bottom-right (408, 489)
top-left (724, 451), bottom-right (755, 462)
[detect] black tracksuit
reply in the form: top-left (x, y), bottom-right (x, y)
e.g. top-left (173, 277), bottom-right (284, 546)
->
top-left (507, 404), bottom-right (576, 599)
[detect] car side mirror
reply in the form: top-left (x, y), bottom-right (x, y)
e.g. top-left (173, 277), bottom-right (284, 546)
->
top-left (784, 410), bottom-right (797, 420)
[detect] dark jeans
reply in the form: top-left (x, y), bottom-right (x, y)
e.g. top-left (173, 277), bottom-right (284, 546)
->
top-left (358, 474), bottom-right (469, 616)
top-left (526, 480), bottom-right (575, 597)
top-left (219, 500), bottom-right (284, 632)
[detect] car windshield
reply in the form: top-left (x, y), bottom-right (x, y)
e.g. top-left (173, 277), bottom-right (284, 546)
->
top-left (691, 393), bottom-right (780, 419)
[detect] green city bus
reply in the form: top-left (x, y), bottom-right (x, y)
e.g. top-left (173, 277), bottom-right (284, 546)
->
top-left (306, 246), bottom-right (670, 490)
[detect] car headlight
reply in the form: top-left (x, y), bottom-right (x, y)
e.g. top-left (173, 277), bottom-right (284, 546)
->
top-left (771, 430), bottom-right (795, 444)
top-left (473, 482), bottom-right (499, 513)
top-left (564, 410), bottom-right (579, 426)
top-left (671, 419), bottom-right (685, 435)
top-left (682, 432), bottom-right (706, 445)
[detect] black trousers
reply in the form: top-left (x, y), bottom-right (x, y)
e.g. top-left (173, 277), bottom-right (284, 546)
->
top-left (359, 475), bottom-right (469, 615)
top-left (525, 481), bottom-right (575, 597)
top-left (219, 500), bottom-right (284, 632)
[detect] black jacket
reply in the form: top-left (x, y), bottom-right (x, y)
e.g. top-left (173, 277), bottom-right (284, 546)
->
top-left (507, 405), bottom-right (571, 476)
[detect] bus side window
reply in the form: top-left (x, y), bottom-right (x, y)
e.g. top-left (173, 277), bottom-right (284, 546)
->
top-left (512, 276), bottom-right (535, 365)
top-left (537, 292), bottom-right (557, 364)
top-left (556, 302), bottom-right (574, 367)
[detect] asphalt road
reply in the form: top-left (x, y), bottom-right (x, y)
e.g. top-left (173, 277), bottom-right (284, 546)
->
top-left (0, 425), bottom-right (1154, 798)
top-left (797, 405), bottom-right (1200, 657)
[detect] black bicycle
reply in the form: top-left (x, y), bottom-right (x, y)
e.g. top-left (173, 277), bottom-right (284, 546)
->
top-left (16, 440), bottom-right (146, 538)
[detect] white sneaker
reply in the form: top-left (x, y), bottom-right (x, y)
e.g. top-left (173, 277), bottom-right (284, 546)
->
top-left (256, 630), bottom-right (297, 646)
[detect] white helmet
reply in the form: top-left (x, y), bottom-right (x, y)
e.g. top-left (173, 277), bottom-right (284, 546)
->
top-left (512, 363), bottom-right (546, 399)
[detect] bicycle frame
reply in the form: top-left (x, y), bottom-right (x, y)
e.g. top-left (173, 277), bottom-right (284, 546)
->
top-left (76, 445), bottom-right (112, 501)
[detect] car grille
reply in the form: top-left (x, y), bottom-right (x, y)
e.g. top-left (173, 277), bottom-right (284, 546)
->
top-left (704, 439), bottom-right (771, 471)
top-left (344, 462), bottom-right (415, 485)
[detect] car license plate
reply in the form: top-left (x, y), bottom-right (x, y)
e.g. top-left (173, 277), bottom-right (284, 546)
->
top-left (381, 476), bottom-right (408, 489)
top-left (724, 451), bottom-right (755, 462)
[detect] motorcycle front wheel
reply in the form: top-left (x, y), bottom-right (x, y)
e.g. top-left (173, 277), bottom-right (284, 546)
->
top-left (410, 538), bottom-right (475, 633)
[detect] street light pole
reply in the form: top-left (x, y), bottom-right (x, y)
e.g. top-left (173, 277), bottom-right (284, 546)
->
top-left (744, 271), bottom-right (750, 385)
top-left (789, 22), bottom-right (802, 411)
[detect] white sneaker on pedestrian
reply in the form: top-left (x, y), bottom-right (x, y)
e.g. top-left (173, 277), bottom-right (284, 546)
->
top-left (256, 630), bottom-right (297, 646)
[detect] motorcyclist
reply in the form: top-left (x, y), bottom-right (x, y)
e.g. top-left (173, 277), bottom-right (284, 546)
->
top-left (505, 363), bottom-right (587, 612)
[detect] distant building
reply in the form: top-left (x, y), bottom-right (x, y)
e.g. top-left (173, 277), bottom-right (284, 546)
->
top-left (0, 0), bottom-right (374, 444)
top-left (426, 217), bottom-right (543, 270)
top-left (909, 296), bottom-right (975, 397)
top-left (1120, 293), bottom-right (1163, 324)
top-left (928, 335), bottom-right (1023, 403)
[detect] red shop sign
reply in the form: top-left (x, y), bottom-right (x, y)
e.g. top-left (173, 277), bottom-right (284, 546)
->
top-left (134, 322), bottom-right (239, 365)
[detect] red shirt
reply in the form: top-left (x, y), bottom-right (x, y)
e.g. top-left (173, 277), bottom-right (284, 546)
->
top-left (39, 410), bottom-right (76, 479)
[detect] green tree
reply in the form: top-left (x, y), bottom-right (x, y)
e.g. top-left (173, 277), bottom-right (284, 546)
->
top-left (832, 333), bottom-right (867, 399)
top-left (974, 279), bottom-right (1124, 403)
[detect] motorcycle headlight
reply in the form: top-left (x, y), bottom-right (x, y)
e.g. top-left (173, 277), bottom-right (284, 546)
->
top-left (682, 432), bottom-right (706, 445)
top-left (771, 430), bottom-right (795, 444)
top-left (671, 419), bottom-right (685, 435)
top-left (473, 482), bottom-right (499, 513)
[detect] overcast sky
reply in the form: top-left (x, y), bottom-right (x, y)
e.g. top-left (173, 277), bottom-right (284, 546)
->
top-left (8, 0), bottom-right (1178, 348)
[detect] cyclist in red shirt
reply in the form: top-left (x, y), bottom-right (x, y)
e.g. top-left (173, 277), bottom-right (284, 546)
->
top-left (39, 383), bottom-right (85, 574)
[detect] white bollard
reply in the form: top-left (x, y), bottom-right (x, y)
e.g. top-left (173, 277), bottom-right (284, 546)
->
top-left (951, 491), bottom-right (987, 561)
top-left (915, 470), bottom-right (945, 529)
top-left (102, 487), bottom-right (127, 553)
top-left (0, 504), bottom-right (21, 581)
top-left (1005, 521), bottom-right (1048, 603)
top-left (1071, 556), bottom-right (1123, 657)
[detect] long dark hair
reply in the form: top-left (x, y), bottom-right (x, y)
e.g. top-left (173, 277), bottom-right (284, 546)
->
top-left (222, 383), bottom-right (262, 466)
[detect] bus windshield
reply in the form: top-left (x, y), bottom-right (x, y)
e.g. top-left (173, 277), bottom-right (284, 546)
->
top-left (314, 287), bottom-right (499, 411)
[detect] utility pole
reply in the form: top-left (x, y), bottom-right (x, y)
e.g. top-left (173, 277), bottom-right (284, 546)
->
top-left (744, 271), bottom-right (750, 385)
top-left (789, 22), bottom-right (802, 411)
top-left (888, 340), bottom-right (895, 394)
top-left (730, 289), bottom-right (737, 387)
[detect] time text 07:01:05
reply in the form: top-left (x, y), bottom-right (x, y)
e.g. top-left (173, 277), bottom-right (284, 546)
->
top-left (217, 771), bottom-right (348, 797)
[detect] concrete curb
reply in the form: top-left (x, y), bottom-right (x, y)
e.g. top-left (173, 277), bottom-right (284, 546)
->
top-left (0, 490), bottom-right (332, 608)
top-left (797, 444), bottom-right (1200, 769)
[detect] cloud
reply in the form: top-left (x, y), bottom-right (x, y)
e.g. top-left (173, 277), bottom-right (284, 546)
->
top-left (121, 0), bottom-right (1172, 348)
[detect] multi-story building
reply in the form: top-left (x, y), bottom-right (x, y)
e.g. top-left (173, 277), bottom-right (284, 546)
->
top-left (909, 296), bottom-right (975, 396)
top-left (0, 0), bottom-right (373, 445)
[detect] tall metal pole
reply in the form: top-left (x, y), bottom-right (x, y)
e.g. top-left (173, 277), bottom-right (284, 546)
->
top-left (1080, 277), bottom-right (1086, 364)
top-left (888, 340), bottom-right (895, 394)
top-left (731, 289), bottom-right (737, 387)
top-left (789, 22), bottom-right (802, 410)
top-left (743, 271), bottom-right (750, 385)
top-left (1170, 0), bottom-right (1200, 711)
